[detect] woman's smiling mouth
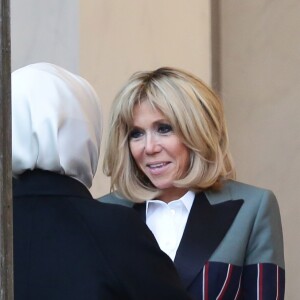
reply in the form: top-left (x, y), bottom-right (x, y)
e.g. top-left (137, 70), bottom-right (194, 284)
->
top-left (146, 162), bottom-right (170, 175)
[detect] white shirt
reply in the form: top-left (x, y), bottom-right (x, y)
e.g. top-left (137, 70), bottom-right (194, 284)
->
top-left (146, 191), bottom-right (195, 261)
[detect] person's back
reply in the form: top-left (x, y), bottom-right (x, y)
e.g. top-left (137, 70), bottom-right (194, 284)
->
top-left (12, 63), bottom-right (190, 300)
top-left (14, 170), bottom-right (188, 300)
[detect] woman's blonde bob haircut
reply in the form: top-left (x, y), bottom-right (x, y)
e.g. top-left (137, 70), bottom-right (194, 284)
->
top-left (103, 67), bottom-right (235, 202)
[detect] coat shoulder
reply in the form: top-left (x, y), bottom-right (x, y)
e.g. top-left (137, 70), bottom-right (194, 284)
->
top-left (98, 192), bottom-right (134, 207)
top-left (205, 179), bottom-right (276, 206)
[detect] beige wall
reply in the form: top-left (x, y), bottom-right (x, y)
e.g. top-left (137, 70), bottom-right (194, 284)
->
top-left (220, 1), bottom-right (300, 298)
top-left (79, 0), bottom-right (212, 197)
top-left (11, 0), bottom-right (79, 72)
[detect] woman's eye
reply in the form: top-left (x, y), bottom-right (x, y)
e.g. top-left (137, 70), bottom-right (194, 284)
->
top-left (158, 123), bottom-right (173, 134)
top-left (129, 129), bottom-right (143, 139)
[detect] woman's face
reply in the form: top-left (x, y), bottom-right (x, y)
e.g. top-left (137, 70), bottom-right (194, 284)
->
top-left (129, 101), bottom-right (190, 202)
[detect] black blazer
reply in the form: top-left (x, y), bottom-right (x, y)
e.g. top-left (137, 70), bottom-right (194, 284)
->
top-left (13, 170), bottom-right (191, 300)
top-left (100, 180), bottom-right (285, 299)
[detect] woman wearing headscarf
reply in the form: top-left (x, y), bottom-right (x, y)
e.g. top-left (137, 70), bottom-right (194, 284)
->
top-left (12, 63), bottom-right (191, 300)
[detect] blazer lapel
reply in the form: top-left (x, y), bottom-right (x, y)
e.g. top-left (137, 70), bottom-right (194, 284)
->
top-left (174, 192), bottom-right (243, 289)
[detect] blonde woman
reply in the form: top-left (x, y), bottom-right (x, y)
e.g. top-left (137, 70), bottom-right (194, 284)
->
top-left (100, 67), bottom-right (285, 299)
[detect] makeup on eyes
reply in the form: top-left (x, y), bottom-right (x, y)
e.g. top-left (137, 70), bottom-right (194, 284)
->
top-left (129, 121), bottom-right (173, 139)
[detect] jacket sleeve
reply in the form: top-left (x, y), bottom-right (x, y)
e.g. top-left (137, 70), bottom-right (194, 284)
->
top-left (241, 190), bottom-right (285, 299)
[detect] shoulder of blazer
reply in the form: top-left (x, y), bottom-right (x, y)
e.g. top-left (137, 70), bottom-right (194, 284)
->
top-left (205, 179), bottom-right (274, 205)
top-left (98, 192), bottom-right (134, 207)
top-left (206, 179), bottom-right (285, 269)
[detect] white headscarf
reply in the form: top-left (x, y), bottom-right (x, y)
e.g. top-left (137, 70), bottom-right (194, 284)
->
top-left (12, 62), bottom-right (102, 188)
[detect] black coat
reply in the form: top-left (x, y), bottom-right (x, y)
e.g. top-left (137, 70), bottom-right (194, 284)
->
top-left (13, 170), bottom-right (190, 300)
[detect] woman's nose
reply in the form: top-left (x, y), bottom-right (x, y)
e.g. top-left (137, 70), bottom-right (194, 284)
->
top-left (144, 133), bottom-right (161, 155)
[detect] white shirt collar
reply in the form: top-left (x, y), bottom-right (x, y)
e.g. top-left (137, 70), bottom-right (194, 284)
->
top-left (146, 190), bottom-right (195, 216)
top-left (145, 190), bottom-right (196, 260)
